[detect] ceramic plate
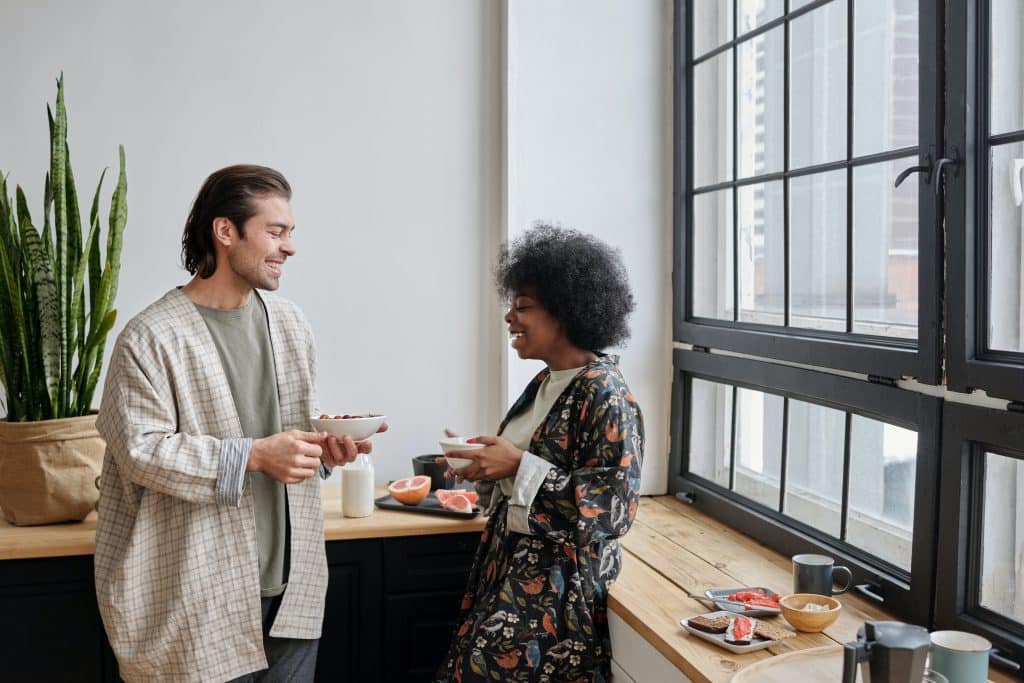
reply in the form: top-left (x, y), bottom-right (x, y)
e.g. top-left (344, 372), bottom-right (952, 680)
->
top-left (374, 493), bottom-right (479, 519)
top-left (680, 611), bottom-right (777, 654)
top-left (704, 586), bottom-right (782, 616)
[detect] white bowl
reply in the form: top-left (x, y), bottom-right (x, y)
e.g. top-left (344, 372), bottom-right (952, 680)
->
top-left (439, 437), bottom-right (483, 471)
top-left (444, 456), bottom-right (475, 470)
top-left (311, 414), bottom-right (386, 441)
top-left (439, 436), bottom-right (485, 452)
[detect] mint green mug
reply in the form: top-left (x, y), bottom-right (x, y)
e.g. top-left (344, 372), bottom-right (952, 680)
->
top-left (929, 630), bottom-right (991, 683)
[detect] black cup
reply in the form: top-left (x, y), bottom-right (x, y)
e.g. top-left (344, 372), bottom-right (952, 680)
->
top-left (792, 553), bottom-right (853, 595)
top-left (412, 454), bottom-right (452, 491)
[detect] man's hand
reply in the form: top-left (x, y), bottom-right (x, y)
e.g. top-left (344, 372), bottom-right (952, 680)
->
top-left (321, 420), bottom-right (389, 468)
top-left (248, 430), bottom-right (325, 484)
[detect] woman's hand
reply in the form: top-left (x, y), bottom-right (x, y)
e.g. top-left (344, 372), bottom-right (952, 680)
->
top-left (452, 435), bottom-right (523, 483)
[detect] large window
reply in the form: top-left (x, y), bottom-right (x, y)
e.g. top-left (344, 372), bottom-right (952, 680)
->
top-left (676, 0), bottom-right (942, 381)
top-left (948, 0), bottom-right (1024, 400)
top-left (936, 403), bottom-right (1024, 672)
top-left (675, 0), bottom-right (1024, 672)
top-left (671, 349), bottom-right (939, 623)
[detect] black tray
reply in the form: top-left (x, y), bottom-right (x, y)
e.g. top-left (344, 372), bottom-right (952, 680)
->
top-left (374, 492), bottom-right (480, 519)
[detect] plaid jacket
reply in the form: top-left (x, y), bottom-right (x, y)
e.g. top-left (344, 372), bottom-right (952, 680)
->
top-left (94, 288), bottom-right (327, 682)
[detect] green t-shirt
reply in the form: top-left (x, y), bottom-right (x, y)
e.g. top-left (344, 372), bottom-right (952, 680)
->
top-left (195, 294), bottom-right (288, 598)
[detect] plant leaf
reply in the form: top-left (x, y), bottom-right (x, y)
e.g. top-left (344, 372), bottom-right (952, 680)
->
top-left (18, 197), bottom-right (60, 417)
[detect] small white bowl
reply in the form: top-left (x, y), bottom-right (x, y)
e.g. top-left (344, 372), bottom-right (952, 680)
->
top-left (439, 437), bottom-right (483, 471)
top-left (311, 414), bottom-right (386, 441)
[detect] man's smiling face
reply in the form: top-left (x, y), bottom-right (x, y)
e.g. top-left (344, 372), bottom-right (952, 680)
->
top-left (225, 194), bottom-right (295, 291)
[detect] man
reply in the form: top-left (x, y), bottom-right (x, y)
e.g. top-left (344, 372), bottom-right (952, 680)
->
top-left (95, 165), bottom-right (380, 682)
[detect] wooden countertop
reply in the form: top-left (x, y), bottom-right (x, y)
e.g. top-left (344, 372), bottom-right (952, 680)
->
top-left (608, 495), bottom-right (1014, 683)
top-left (0, 488), bottom-right (1012, 681)
top-left (0, 485), bottom-right (485, 561)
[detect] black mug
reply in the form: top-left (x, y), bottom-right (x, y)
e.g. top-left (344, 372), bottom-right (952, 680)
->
top-left (793, 553), bottom-right (853, 595)
top-left (412, 454), bottom-right (453, 491)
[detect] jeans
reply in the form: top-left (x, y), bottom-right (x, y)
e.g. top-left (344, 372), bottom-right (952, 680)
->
top-left (226, 594), bottom-right (319, 683)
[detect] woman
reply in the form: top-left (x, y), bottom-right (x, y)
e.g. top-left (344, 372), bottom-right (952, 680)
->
top-left (435, 225), bottom-right (644, 683)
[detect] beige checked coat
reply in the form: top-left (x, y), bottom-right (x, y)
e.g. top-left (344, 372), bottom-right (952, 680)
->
top-left (95, 288), bottom-right (328, 683)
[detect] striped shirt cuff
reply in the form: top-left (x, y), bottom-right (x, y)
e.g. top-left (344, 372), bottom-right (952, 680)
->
top-left (506, 451), bottom-right (552, 535)
top-left (216, 437), bottom-right (251, 506)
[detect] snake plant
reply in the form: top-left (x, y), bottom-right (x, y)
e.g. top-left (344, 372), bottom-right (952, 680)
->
top-left (0, 75), bottom-right (127, 421)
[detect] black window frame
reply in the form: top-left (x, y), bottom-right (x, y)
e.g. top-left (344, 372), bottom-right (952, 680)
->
top-left (935, 401), bottom-right (1024, 673)
top-left (946, 0), bottom-right (1024, 402)
top-left (668, 348), bottom-right (941, 625)
top-left (674, 0), bottom-right (945, 384)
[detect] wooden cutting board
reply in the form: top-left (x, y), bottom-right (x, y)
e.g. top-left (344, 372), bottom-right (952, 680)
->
top-left (731, 646), bottom-right (995, 683)
top-left (731, 646), bottom-right (845, 682)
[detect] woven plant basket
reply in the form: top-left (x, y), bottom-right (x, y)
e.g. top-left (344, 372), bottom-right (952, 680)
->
top-left (0, 414), bottom-right (104, 526)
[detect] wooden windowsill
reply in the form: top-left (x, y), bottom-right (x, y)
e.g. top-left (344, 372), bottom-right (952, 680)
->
top-left (608, 495), bottom-right (1014, 683)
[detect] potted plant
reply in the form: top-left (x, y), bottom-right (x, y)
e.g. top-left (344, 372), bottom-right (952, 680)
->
top-left (0, 75), bottom-right (126, 525)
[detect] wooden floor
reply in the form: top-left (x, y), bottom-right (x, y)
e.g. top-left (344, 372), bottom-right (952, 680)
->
top-left (608, 495), bottom-right (1013, 683)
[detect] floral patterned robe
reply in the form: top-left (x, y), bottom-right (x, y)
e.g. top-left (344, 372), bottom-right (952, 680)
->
top-left (435, 355), bottom-right (644, 683)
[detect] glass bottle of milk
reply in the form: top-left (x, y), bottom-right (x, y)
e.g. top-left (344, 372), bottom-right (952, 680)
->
top-left (342, 453), bottom-right (375, 518)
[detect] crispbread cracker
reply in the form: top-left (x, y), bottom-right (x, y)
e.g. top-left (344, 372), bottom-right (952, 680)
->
top-left (753, 620), bottom-right (795, 641)
top-left (687, 615), bottom-right (730, 634)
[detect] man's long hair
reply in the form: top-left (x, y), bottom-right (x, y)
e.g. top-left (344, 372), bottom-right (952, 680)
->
top-left (181, 165), bottom-right (292, 278)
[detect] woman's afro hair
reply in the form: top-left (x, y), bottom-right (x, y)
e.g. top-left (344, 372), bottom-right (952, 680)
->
top-left (495, 224), bottom-right (635, 351)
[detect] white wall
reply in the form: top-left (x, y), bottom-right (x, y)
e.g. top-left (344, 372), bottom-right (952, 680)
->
top-left (505, 0), bottom-right (672, 494)
top-left (0, 0), bottom-right (505, 486)
top-left (1, 0), bottom-right (672, 494)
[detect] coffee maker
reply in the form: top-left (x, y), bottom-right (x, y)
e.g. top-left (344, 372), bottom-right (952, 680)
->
top-left (842, 620), bottom-right (931, 683)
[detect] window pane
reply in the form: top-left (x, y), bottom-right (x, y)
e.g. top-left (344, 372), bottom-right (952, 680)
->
top-left (692, 189), bottom-right (735, 320)
top-left (739, 182), bottom-right (785, 324)
top-left (988, 142), bottom-right (1024, 352)
top-left (990, 0), bottom-right (1024, 136)
top-left (739, 0), bottom-right (784, 36)
top-left (789, 0), bottom-right (820, 11)
top-left (785, 399), bottom-right (845, 536)
top-left (853, 0), bottom-right (919, 156)
top-left (738, 27), bottom-right (785, 178)
top-left (689, 379), bottom-right (733, 487)
top-left (693, 0), bottom-right (734, 59)
top-left (981, 451), bottom-right (1024, 624)
top-left (789, 170), bottom-right (847, 331)
top-left (789, 0), bottom-right (848, 168)
top-left (853, 159), bottom-right (918, 338)
top-left (734, 388), bottom-right (784, 510)
top-left (694, 50), bottom-right (734, 187)
top-left (848, 416), bottom-right (917, 570)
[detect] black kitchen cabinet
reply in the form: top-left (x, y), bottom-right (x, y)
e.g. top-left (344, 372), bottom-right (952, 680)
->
top-left (379, 533), bottom-right (479, 683)
top-left (0, 555), bottom-right (118, 682)
top-left (316, 538), bottom-right (383, 682)
top-left (0, 530), bottom-right (479, 683)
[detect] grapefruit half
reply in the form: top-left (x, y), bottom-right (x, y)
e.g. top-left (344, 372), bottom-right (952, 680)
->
top-left (388, 476), bottom-right (430, 505)
top-left (438, 492), bottom-right (473, 514)
top-left (436, 489), bottom-right (479, 506)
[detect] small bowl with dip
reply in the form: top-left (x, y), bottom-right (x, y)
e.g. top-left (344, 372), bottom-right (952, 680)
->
top-left (778, 593), bottom-right (842, 632)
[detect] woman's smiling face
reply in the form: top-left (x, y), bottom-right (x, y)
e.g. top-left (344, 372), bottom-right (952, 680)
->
top-left (505, 290), bottom-right (567, 362)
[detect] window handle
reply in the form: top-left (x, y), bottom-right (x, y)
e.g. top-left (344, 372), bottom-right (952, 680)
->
top-left (894, 155), bottom-right (932, 188)
top-left (1012, 158), bottom-right (1024, 207)
top-left (990, 649), bottom-right (1022, 673)
top-left (930, 148), bottom-right (961, 196)
top-left (854, 582), bottom-right (885, 604)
